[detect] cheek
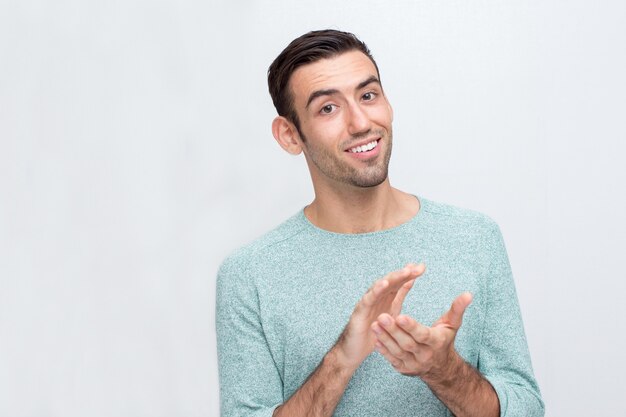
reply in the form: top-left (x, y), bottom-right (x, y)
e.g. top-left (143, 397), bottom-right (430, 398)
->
top-left (367, 104), bottom-right (393, 126)
top-left (305, 118), bottom-right (346, 142)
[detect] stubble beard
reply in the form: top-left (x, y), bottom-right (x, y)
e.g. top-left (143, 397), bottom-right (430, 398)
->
top-left (300, 128), bottom-right (393, 188)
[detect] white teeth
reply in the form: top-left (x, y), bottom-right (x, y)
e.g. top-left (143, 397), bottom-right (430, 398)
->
top-left (349, 140), bottom-right (378, 153)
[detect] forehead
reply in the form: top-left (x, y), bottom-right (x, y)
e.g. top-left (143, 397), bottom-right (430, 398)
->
top-left (289, 50), bottom-right (379, 104)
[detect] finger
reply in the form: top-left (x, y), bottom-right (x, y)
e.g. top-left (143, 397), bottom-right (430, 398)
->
top-left (383, 263), bottom-right (424, 302)
top-left (410, 262), bottom-right (426, 277)
top-left (376, 313), bottom-right (421, 353)
top-left (374, 341), bottom-right (404, 370)
top-left (387, 265), bottom-right (413, 285)
top-left (395, 314), bottom-right (432, 345)
top-left (369, 267), bottom-right (412, 302)
top-left (388, 263), bottom-right (425, 286)
top-left (359, 279), bottom-right (389, 308)
top-left (360, 264), bottom-right (424, 309)
top-left (436, 292), bottom-right (473, 330)
top-left (371, 320), bottom-right (413, 360)
top-left (390, 278), bottom-right (416, 313)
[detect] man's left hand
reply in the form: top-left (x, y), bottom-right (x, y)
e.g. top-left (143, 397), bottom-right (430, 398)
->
top-left (371, 292), bottom-right (473, 381)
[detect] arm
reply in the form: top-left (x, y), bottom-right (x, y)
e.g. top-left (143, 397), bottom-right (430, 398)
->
top-left (476, 224), bottom-right (544, 416)
top-left (271, 346), bottom-right (353, 417)
top-left (273, 264), bottom-right (426, 417)
top-left (373, 223), bottom-right (544, 417)
top-left (216, 256), bottom-right (285, 417)
top-left (423, 351), bottom-right (500, 417)
top-left (217, 256), bottom-right (425, 417)
top-left (372, 293), bottom-right (499, 417)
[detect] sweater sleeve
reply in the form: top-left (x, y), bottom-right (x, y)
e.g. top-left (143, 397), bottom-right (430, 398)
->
top-left (478, 223), bottom-right (545, 417)
top-left (215, 253), bottom-right (284, 417)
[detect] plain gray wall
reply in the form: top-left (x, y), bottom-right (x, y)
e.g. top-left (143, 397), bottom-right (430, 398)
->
top-left (1, 1), bottom-right (625, 416)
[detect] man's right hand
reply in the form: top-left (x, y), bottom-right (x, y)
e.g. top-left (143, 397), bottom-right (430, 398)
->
top-left (273, 263), bottom-right (425, 417)
top-left (333, 263), bottom-right (426, 371)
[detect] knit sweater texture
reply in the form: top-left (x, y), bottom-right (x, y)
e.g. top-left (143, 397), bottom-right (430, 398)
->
top-left (216, 196), bottom-right (544, 416)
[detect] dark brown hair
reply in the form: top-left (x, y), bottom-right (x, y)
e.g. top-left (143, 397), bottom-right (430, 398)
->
top-left (267, 29), bottom-right (380, 133)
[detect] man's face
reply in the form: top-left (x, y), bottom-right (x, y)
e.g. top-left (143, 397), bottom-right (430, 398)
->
top-left (288, 50), bottom-right (393, 188)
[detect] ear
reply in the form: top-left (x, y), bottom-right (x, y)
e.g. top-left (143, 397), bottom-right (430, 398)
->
top-left (272, 116), bottom-right (303, 155)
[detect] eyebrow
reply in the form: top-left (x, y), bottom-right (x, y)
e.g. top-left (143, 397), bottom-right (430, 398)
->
top-left (356, 75), bottom-right (380, 90)
top-left (305, 75), bottom-right (381, 109)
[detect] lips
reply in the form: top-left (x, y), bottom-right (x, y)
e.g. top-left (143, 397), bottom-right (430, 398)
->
top-left (347, 139), bottom-right (379, 153)
top-left (344, 138), bottom-right (382, 160)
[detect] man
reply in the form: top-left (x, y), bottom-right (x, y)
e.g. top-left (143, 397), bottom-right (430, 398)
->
top-left (216, 29), bottom-right (544, 417)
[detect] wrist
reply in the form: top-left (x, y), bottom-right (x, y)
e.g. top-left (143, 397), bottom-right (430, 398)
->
top-left (422, 349), bottom-right (464, 387)
top-left (328, 344), bottom-right (361, 376)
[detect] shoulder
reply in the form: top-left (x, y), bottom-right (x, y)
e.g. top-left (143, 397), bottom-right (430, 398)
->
top-left (217, 210), bottom-right (308, 283)
top-left (419, 196), bottom-right (501, 235)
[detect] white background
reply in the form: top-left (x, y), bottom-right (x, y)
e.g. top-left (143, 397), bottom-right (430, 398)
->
top-left (1, 1), bottom-right (625, 416)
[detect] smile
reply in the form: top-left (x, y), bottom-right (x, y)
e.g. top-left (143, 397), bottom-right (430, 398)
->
top-left (348, 139), bottom-right (379, 153)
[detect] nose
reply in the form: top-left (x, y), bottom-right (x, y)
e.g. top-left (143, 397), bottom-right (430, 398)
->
top-left (346, 102), bottom-right (371, 136)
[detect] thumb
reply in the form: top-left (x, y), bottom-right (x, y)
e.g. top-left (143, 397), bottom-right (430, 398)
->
top-left (438, 292), bottom-right (473, 330)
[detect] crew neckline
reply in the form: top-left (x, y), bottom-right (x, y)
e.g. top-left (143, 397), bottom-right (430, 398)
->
top-left (297, 195), bottom-right (426, 238)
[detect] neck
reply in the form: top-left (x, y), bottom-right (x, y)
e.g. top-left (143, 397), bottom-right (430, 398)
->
top-left (304, 178), bottom-right (420, 234)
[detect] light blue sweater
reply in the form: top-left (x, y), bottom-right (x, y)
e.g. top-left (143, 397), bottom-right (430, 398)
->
top-left (216, 197), bottom-right (544, 416)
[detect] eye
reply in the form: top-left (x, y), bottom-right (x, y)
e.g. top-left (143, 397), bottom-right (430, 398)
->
top-left (362, 91), bottom-right (377, 101)
top-left (320, 104), bottom-right (337, 114)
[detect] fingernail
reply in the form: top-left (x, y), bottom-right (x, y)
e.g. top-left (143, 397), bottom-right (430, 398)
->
top-left (372, 324), bottom-right (382, 334)
top-left (379, 316), bottom-right (391, 326)
top-left (398, 316), bottom-right (408, 326)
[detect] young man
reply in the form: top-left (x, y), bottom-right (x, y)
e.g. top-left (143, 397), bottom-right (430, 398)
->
top-left (216, 30), bottom-right (544, 417)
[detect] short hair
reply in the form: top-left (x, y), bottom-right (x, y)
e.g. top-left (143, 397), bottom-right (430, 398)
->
top-left (267, 29), bottom-right (380, 133)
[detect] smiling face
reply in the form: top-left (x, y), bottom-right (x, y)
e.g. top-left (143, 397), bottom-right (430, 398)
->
top-left (285, 50), bottom-right (394, 189)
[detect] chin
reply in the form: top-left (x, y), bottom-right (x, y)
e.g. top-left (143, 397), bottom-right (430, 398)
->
top-left (349, 170), bottom-right (389, 188)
